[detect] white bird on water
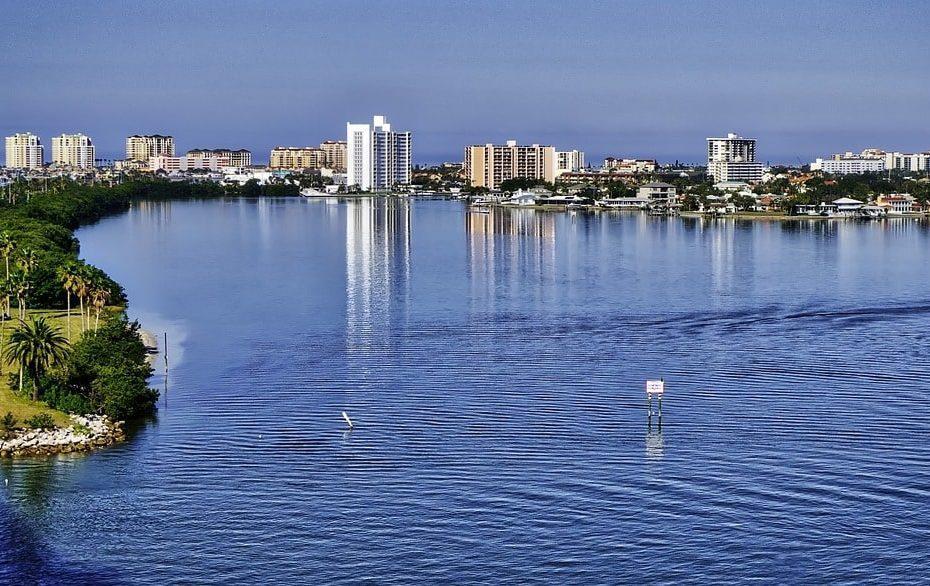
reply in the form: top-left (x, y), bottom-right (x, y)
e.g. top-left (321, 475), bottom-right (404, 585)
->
top-left (341, 411), bottom-right (354, 429)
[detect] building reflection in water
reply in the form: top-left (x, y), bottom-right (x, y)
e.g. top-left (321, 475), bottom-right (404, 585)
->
top-left (130, 198), bottom-right (173, 228)
top-left (465, 207), bottom-right (557, 310)
top-left (345, 198), bottom-right (411, 348)
top-left (685, 217), bottom-right (739, 305)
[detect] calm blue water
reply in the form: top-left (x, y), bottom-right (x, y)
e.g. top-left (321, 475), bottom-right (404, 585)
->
top-left (3, 197), bottom-right (930, 584)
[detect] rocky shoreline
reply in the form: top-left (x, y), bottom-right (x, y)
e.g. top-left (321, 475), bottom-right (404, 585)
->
top-left (0, 414), bottom-right (125, 458)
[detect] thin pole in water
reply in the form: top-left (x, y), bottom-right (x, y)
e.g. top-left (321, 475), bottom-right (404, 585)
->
top-left (164, 332), bottom-right (169, 375)
top-left (342, 411), bottom-right (354, 429)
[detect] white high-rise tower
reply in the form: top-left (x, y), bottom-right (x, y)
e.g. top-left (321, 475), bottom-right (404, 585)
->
top-left (346, 115), bottom-right (411, 191)
top-left (706, 132), bottom-right (763, 182)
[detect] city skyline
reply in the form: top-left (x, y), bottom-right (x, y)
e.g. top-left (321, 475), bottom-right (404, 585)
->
top-left (3, 1), bottom-right (929, 164)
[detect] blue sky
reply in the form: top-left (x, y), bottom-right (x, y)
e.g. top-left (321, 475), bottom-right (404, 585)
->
top-left (2, 0), bottom-right (929, 164)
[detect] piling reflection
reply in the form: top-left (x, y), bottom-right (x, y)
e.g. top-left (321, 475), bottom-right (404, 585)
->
top-left (645, 429), bottom-right (664, 460)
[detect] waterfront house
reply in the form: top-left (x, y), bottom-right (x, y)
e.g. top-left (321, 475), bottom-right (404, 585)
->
top-left (704, 200), bottom-right (737, 215)
top-left (752, 193), bottom-right (778, 212)
top-left (503, 189), bottom-right (542, 206)
top-left (858, 205), bottom-right (888, 219)
top-left (875, 193), bottom-right (915, 214)
top-left (793, 202), bottom-right (838, 216)
top-left (536, 193), bottom-right (588, 206)
top-left (597, 196), bottom-right (650, 209)
top-left (832, 197), bottom-right (864, 216)
top-left (637, 182), bottom-right (677, 203)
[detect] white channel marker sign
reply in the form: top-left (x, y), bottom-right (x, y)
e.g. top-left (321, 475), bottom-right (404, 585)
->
top-left (646, 380), bottom-right (665, 396)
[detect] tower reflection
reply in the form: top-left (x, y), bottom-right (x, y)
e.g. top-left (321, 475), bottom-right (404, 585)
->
top-left (345, 198), bottom-right (411, 348)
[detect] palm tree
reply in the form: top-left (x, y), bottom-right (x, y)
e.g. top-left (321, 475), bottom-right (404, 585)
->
top-left (0, 233), bottom-right (16, 315)
top-left (8, 273), bottom-right (29, 320)
top-left (57, 263), bottom-right (79, 339)
top-left (19, 248), bottom-right (38, 276)
top-left (91, 287), bottom-right (111, 332)
top-left (0, 286), bottom-right (10, 376)
top-left (74, 268), bottom-right (89, 332)
top-left (0, 233), bottom-right (16, 280)
top-left (4, 317), bottom-right (69, 401)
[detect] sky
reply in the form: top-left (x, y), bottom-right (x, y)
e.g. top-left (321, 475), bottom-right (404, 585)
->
top-left (2, 0), bottom-right (929, 164)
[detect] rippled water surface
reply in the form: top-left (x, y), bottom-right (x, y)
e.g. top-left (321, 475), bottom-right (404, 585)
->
top-left (3, 198), bottom-right (930, 584)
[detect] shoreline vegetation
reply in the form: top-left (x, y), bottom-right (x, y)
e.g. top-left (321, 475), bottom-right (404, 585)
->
top-left (465, 204), bottom-right (927, 221)
top-left (0, 179), bottom-right (236, 458)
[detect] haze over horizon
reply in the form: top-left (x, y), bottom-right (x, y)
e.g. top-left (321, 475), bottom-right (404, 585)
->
top-left (3, 0), bottom-right (929, 165)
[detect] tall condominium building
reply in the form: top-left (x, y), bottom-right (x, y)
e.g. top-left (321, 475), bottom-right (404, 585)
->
top-left (885, 151), bottom-right (930, 172)
top-left (187, 148), bottom-right (251, 167)
top-left (464, 140), bottom-right (556, 190)
top-left (5, 132), bottom-right (44, 169)
top-left (706, 132), bottom-right (763, 182)
top-left (51, 133), bottom-right (95, 168)
top-left (347, 116), bottom-right (412, 191)
top-left (269, 147), bottom-right (328, 170)
top-left (707, 133), bottom-right (755, 163)
top-left (126, 135), bottom-right (175, 162)
top-left (556, 150), bottom-right (585, 177)
top-left (320, 140), bottom-right (347, 171)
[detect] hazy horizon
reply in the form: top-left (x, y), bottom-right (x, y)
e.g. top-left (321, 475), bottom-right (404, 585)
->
top-left (3, 0), bottom-right (929, 165)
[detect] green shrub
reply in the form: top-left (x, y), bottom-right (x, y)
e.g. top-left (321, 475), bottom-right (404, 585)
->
top-left (25, 412), bottom-right (55, 430)
top-left (2, 411), bottom-right (16, 431)
top-left (43, 386), bottom-right (93, 415)
top-left (49, 315), bottom-right (158, 421)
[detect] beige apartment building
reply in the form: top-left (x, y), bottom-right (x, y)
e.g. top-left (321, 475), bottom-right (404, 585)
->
top-left (51, 133), bottom-right (95, 168)
top-left (464, 140), bottom-right (556, 190)
top-left (271, 141), bottom-right (347, 170)
top-left (270, 147), bottom-right (327, 170)
top-left (187, 148), bottom-right (252, 167)
top-left (126, 135), bottom-right (175, 162)
top-left (320, 141), bottom-right (347, 171)
top-left (5, 132), bottom-right (44, 169)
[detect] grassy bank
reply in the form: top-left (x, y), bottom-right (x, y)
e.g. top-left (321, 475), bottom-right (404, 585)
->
top-left (0, 309), bottom-right (88, 427)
